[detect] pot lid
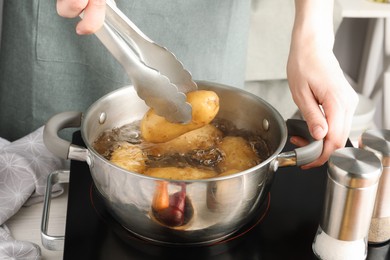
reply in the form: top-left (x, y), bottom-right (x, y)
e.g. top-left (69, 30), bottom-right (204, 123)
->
top-left (328, 147), bottom-right (382, 188)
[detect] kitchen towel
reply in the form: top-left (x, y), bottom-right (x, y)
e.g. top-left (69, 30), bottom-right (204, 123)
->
top-left (0, 127), bottom-right (66, 259)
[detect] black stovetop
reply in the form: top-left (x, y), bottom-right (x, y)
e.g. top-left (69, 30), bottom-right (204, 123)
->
top-left (62, 131), bottom-right (390, 260)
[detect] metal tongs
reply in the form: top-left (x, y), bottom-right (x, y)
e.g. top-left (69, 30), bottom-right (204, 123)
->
top-left (90, 0), bottom-right (197, 123)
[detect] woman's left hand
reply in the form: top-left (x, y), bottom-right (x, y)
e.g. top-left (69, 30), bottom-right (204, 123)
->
top-left (287, 38), bottom-right (358, 169)
top-left (287, 0), bottom-right (359, 169)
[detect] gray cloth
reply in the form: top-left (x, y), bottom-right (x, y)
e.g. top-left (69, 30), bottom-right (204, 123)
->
top-left (0, 225), bottom-right (41, 260)
top-left (0, 127), bottom-right (66, 259)
top-left (0, 0), bottom-right (251, 141)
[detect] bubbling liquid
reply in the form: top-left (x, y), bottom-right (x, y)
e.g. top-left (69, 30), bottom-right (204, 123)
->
top-left (93, 118), bottom-right (270, 177)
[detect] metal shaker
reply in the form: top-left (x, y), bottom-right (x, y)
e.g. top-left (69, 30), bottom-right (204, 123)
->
top-left (313, 147), bottom-right (382, 260)
top-left (359, 129), bottom-right (390, 244)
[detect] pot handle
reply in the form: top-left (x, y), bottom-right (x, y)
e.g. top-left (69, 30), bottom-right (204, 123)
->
top-left (277, 119), bottom-right (323, 167)
top-left (43, 111), bottom-right (89, 162)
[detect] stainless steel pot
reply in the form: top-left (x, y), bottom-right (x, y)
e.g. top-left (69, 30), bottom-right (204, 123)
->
top-left (43, 81), bottom-right (322, 245)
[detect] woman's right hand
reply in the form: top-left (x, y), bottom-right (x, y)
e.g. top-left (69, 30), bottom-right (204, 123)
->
top-left (56, 0), bottom-right (106, 35)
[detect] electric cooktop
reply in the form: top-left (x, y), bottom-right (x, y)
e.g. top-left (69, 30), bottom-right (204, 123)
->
top-left (62, 131), bottom-right (390, 259)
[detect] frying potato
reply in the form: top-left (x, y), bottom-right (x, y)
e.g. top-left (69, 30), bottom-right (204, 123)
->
top-left (145, 167), bottom-right (217, 180)
top-left (141, 90), bottom-right (219, 143)
top-left (145, 124), bottom-right (223, 156)
top-left (110, 142), bottom-right (146, 173)
top-left (217, 136), bottom-right (260, 173)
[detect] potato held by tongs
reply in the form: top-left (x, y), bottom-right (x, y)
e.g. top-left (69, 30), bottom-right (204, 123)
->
top-left (141, 90), bottom-right (220, 143)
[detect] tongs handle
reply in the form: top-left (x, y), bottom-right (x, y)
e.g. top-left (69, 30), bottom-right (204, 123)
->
top-left (80, 0), bottom-right (196, 123)
top-left (102, 0), bottom-right (197, 93)
top-left (94, 13), bottom-right (147, 80)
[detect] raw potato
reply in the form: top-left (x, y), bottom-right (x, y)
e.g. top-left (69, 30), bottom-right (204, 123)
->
top-left (145, 124), bottom-right (223, 156)
top-left (141, 90), bottom-right (220, 143)
top-left (145, 167), bottom-right (218, 180)
top-left (110, 142), bottom-right (146, 173)
top-left (217, 136), bottom-right (260, 173)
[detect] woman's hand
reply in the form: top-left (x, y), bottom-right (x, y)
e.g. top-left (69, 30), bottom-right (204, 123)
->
top-left (288, 0), bottom-right (358, 169)
top-left (56, 0), bottom-right (106, 34)
top-left (287, 45), bottom-right (358, 169)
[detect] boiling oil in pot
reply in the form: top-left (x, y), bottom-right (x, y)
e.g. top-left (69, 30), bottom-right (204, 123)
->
top-left (92, 118), bottom-right (271, 178)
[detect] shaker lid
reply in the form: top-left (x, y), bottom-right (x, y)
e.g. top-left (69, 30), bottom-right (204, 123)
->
top-left (328, 147), bottom-right (382, 188)
top-left (359, 129), bottom-right (390, 166)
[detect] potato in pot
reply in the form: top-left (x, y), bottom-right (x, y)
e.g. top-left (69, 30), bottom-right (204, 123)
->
top-left (141, 90), bottom-right (219, 143)
top-left (217, 136), bottom-right (260, 173)
top-left (110, 142), bottom-right (146, 173)
top-left (145, 124), bottom-right (223, 156)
